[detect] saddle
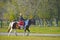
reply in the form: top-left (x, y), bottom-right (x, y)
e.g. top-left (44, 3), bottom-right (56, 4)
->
top-left (18, 20), bottom-right (24, 26)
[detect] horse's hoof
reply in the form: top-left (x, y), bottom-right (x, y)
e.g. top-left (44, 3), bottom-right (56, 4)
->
top-left (26, 34), bottom-right (29, 36)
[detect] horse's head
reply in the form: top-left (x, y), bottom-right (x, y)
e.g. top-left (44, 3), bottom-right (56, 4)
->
top-left (28, 19), bottom-right (35, 25)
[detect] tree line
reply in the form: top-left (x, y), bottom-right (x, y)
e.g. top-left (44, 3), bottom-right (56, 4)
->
top-left (0, 0), bottom-right (60, 26)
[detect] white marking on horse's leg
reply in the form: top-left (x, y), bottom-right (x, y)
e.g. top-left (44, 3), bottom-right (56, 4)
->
top-left (14, 29), bottom-right (17, 36)
top-left (24, 32), bottom-right (26, 36)
top-left (27, 32), bottom-right (30, 36)
top-left (8, 28), bottom-right (12, 36)
top-left (24, 29), bottom-right (26, 36)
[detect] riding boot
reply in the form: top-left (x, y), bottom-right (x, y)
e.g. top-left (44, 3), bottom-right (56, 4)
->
top-left (18, 27), bottom-right (21, 29)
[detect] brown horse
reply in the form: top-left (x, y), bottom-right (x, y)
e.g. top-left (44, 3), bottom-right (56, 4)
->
top-left (8, 19), bottom-right (32, 36)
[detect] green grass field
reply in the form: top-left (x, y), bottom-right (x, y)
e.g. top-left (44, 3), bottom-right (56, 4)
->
top-left (0, 25), bottom-right (60, 40)
top-left (0, 25), bottom-right (60, 34)
top-left (0, 36), bottom-right (60, 40)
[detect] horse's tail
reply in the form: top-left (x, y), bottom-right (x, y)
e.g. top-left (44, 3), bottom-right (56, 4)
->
top-left (8, 27), bottom-right (11, 32)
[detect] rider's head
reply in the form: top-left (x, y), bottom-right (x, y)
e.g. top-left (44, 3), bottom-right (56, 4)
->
top-left (20, 13), bottom-right (22, 16)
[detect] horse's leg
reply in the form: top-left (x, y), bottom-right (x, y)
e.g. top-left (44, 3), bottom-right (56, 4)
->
top-left (8, 28), bottom-right (12, 36)
top-left (26, 28), bottom-right (30, 36)
top-left (14, 29), bottom-right (17, 36)
top-left (24, 27), bottom-right (27, 36)
top-left (24, 29), bottom-right (26, 35)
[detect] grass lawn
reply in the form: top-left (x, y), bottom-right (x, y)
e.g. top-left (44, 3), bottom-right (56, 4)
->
top-left (0, 36), bottom-right (60, 40)
top-left (0, 25), bottom-right (60, 34)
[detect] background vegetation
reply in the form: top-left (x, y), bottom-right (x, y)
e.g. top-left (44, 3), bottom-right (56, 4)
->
top-left (0, 0), bottom-right (60, 27)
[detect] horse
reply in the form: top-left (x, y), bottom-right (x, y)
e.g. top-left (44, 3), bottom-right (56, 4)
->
top-left (8, 19), bottom-right (32, 36)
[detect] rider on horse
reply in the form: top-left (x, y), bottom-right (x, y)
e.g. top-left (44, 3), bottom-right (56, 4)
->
top-left (19, 13), bottom-right (24, 21)
top-left (18, 13), bottom-right (24, 29)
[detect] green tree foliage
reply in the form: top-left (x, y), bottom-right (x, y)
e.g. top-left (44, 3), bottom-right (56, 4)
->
top-left (56, 0), bottom-right (60, 20)
top-left (0, 0), bottom-right (60, 20)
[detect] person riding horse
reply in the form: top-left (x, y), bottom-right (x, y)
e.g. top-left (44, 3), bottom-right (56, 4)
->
top-left (8, 13), bottom-right (33, 36)
top-left (18, 13), bottom-right (25, 29)
top-left (8, 19), bottom-right (32, 36)
top-left (19, 13), bottom-right (24, 21)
